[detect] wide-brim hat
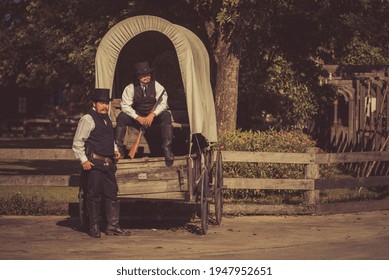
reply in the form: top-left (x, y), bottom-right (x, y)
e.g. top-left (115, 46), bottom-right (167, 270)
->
top-left (134, 61), bottom-right (155, 75)
top-left (91, 88), bottom-right (111, 102)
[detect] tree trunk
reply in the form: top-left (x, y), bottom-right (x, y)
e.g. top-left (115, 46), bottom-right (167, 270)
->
top-left (214, 38), bottom-right (240, 136)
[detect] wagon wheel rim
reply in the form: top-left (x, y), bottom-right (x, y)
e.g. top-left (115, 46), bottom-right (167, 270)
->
top-left (214, 150), bottom-right (223, 225)
top-left (200, 168), bottom-right (210, 235)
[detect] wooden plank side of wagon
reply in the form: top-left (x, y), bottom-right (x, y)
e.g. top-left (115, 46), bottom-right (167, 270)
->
top-left (116, 156), bottom-right (188, 171)
top-left (118, 192), bottom-right (188, 201)
top-left (119, 179), bottom-right (187, 195)
top-left (115, 156), bottom-right (191, 201)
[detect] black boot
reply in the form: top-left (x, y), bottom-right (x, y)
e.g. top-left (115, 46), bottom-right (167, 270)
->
top-left (89, 224), bottom-right (101, 238)
top-left (114, 126), bottom-right (127, 158)
top-left (161, 124), bottom-right (174, 164)
top-left (86, 201), bottom-right (101, 238)
top-left (105, 200), bottom-right (130, 236)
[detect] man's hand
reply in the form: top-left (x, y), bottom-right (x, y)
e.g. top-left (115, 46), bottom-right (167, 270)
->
top-left (136, 113), bottom-right (155, 128)
top-left (82, 160), bottom-right (94, 170)
top-left (144, 113), bottom-right (156, 127)
top-left (136, 116), bottom-right (147, 127)
top-left (115, 150), bottom-right (121, 162)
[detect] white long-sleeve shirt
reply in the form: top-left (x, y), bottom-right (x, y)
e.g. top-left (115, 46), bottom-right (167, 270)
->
top-left (120, 81), bottom-right (168, 119)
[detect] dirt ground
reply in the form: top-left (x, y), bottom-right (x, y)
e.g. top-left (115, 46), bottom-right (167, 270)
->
top-left (0, 210), bottom-right (389, 260)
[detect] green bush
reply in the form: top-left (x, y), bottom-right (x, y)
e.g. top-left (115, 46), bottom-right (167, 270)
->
top-left (218, 129), bottom-right (316, 178)
top-left (0, 193), bottom-right (48, 215)
top-left (218, 129), bottom-right (316, 152)
top-left (218, 129), bottom-right (317, 203)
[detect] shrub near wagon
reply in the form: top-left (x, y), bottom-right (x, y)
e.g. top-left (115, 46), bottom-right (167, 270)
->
top-left (217, 129), bottom-right (334, 204)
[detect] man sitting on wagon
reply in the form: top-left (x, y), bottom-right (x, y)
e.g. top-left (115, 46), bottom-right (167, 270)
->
top-left (114, 61), bottom-right (174, 162)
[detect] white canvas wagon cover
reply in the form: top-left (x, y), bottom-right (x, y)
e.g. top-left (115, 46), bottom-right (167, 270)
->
top-left (95, 15), bottom-right (217, 143)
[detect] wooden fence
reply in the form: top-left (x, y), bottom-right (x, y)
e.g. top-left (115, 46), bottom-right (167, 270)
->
top-left (1, 148), bottom-right (389, 214)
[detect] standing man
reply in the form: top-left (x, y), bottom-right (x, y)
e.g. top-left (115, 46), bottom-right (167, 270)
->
top-left (73, 88), bottom-right (129, 238)
top-left (115, 61), bottom-right (174, 162)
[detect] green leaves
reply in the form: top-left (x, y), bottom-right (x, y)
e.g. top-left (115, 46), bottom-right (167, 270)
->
top-left (216, 0), bottom-right (240, 25)
top-left (218, 129), bottom-right (315, 181)
top-left (0, 0), bottom-right (130, 90)
top-left (340, 37), bottom-right (389, 65)
top-left (218, 129), bottom-right (316, 153)
top-left (1, 0), bottom-right (388, 130)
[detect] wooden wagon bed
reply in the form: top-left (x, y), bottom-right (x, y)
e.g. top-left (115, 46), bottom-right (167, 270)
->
top-left (116, 156), bottom-right (194, 202)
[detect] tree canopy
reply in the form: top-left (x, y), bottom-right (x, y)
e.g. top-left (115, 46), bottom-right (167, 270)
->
top-left (0, 0), bottom-right (139, 91)
top-left (1, 0), bottom-right (388, 133)
top-left (236, 0), bottom-right (389, 129)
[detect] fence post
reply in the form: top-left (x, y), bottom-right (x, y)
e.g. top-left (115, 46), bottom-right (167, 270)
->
top-left (305, 147), bottom-right (320, 205)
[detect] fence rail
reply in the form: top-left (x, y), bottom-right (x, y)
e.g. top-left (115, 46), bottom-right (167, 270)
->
top-left (1, 148), bottom-right (389, 213)
top-left (222, 149), bottom-right (389, 205)
top-left (222, 150), bottom-right (389, 163)
top-left (0, 148), bottom-right (75, 160)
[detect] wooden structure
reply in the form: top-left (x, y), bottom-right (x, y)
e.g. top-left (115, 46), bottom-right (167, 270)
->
top-left (1, 148), bottom-right (389, 215)
top-left (77, 149), bottom-right (223, 235)
top-left (0, 117), bottom-right (78, 138)
top-left (322, 65), bottom-right (389, 154)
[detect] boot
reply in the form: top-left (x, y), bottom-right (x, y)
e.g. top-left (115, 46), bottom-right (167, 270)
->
top-left (89, 224), bottom-right (101, 238)
top-left (105, 200), bottom-right (130, 236)
top-left (86, 201), bottom-right (101, 238)
top-left (161, 124), bottom-right (174, 163)
top-left (114, 126), bottom-right (127, 158)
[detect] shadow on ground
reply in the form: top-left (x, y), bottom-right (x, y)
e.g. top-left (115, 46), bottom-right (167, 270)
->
top-left (62, 200), bottom-right (208, 235)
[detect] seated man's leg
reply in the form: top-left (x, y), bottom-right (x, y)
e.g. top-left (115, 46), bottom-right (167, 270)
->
top-left (155, 111), bottom-right (174, 162)
top-left (115, 112), bottom-right (134, 157)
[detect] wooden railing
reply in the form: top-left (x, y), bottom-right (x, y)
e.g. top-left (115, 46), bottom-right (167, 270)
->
top-left (222, 148), bottom-right (389, 205)
top-left (1, 148), bottom-right (389, 213)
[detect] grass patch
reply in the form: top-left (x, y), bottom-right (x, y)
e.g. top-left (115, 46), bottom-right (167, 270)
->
top-left (0, 193), bottom-right (48, 215)
top-left (320, 187), bottom-right (389, 204)
top-left (0, 186), bottom-right (78, 203)
top-left (223, 190), bottom-right (306, 205)
top-left (0, 186), bottom-right (77, 215)
top-left (222, 187), bottom-right (389, 205)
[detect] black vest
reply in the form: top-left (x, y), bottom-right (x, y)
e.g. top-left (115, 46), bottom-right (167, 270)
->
top-left (85, 109), bottom-right (115, 157)
top-left (133, 80), bottom-right (156, 116)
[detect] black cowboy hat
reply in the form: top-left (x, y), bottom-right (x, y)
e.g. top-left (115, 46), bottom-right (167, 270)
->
top-left (134, 61), bottom-right (155, 75)
top-left (91, 88), bottom-right (111, 102)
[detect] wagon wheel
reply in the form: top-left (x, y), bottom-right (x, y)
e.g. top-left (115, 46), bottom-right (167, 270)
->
top-left (78, 187), bottom-right (88, 231)
top-left (214, 150), bottom-right (224, 225)
top-left (193, 154), bottom-right (202, 197)
top-left (206, 147), bottom-right (214, 170)
top-left (200, 167), bottom-right (210, 235)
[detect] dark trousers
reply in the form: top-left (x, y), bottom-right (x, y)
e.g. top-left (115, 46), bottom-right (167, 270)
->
top-left (86, 162), bottom-right (118, 202)
top-left (83, 160), bottom-right (118, 225)
top-left (116, 110), bottom-right (172, 129)
top-left (115, 110), bottom-right (173, 155)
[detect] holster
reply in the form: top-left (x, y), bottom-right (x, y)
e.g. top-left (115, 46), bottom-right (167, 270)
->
top-left (91, 153), bottom-right (113, 166)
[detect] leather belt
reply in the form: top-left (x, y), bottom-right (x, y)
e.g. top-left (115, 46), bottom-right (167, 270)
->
top-left (91, 153), bottom-right (113, 165)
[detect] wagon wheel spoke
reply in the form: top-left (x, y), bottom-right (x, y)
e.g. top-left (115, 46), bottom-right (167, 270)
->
top-left (214, 150), bottom-right (223, 225)
top-left (200, 168), bottom-right (210, 235)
